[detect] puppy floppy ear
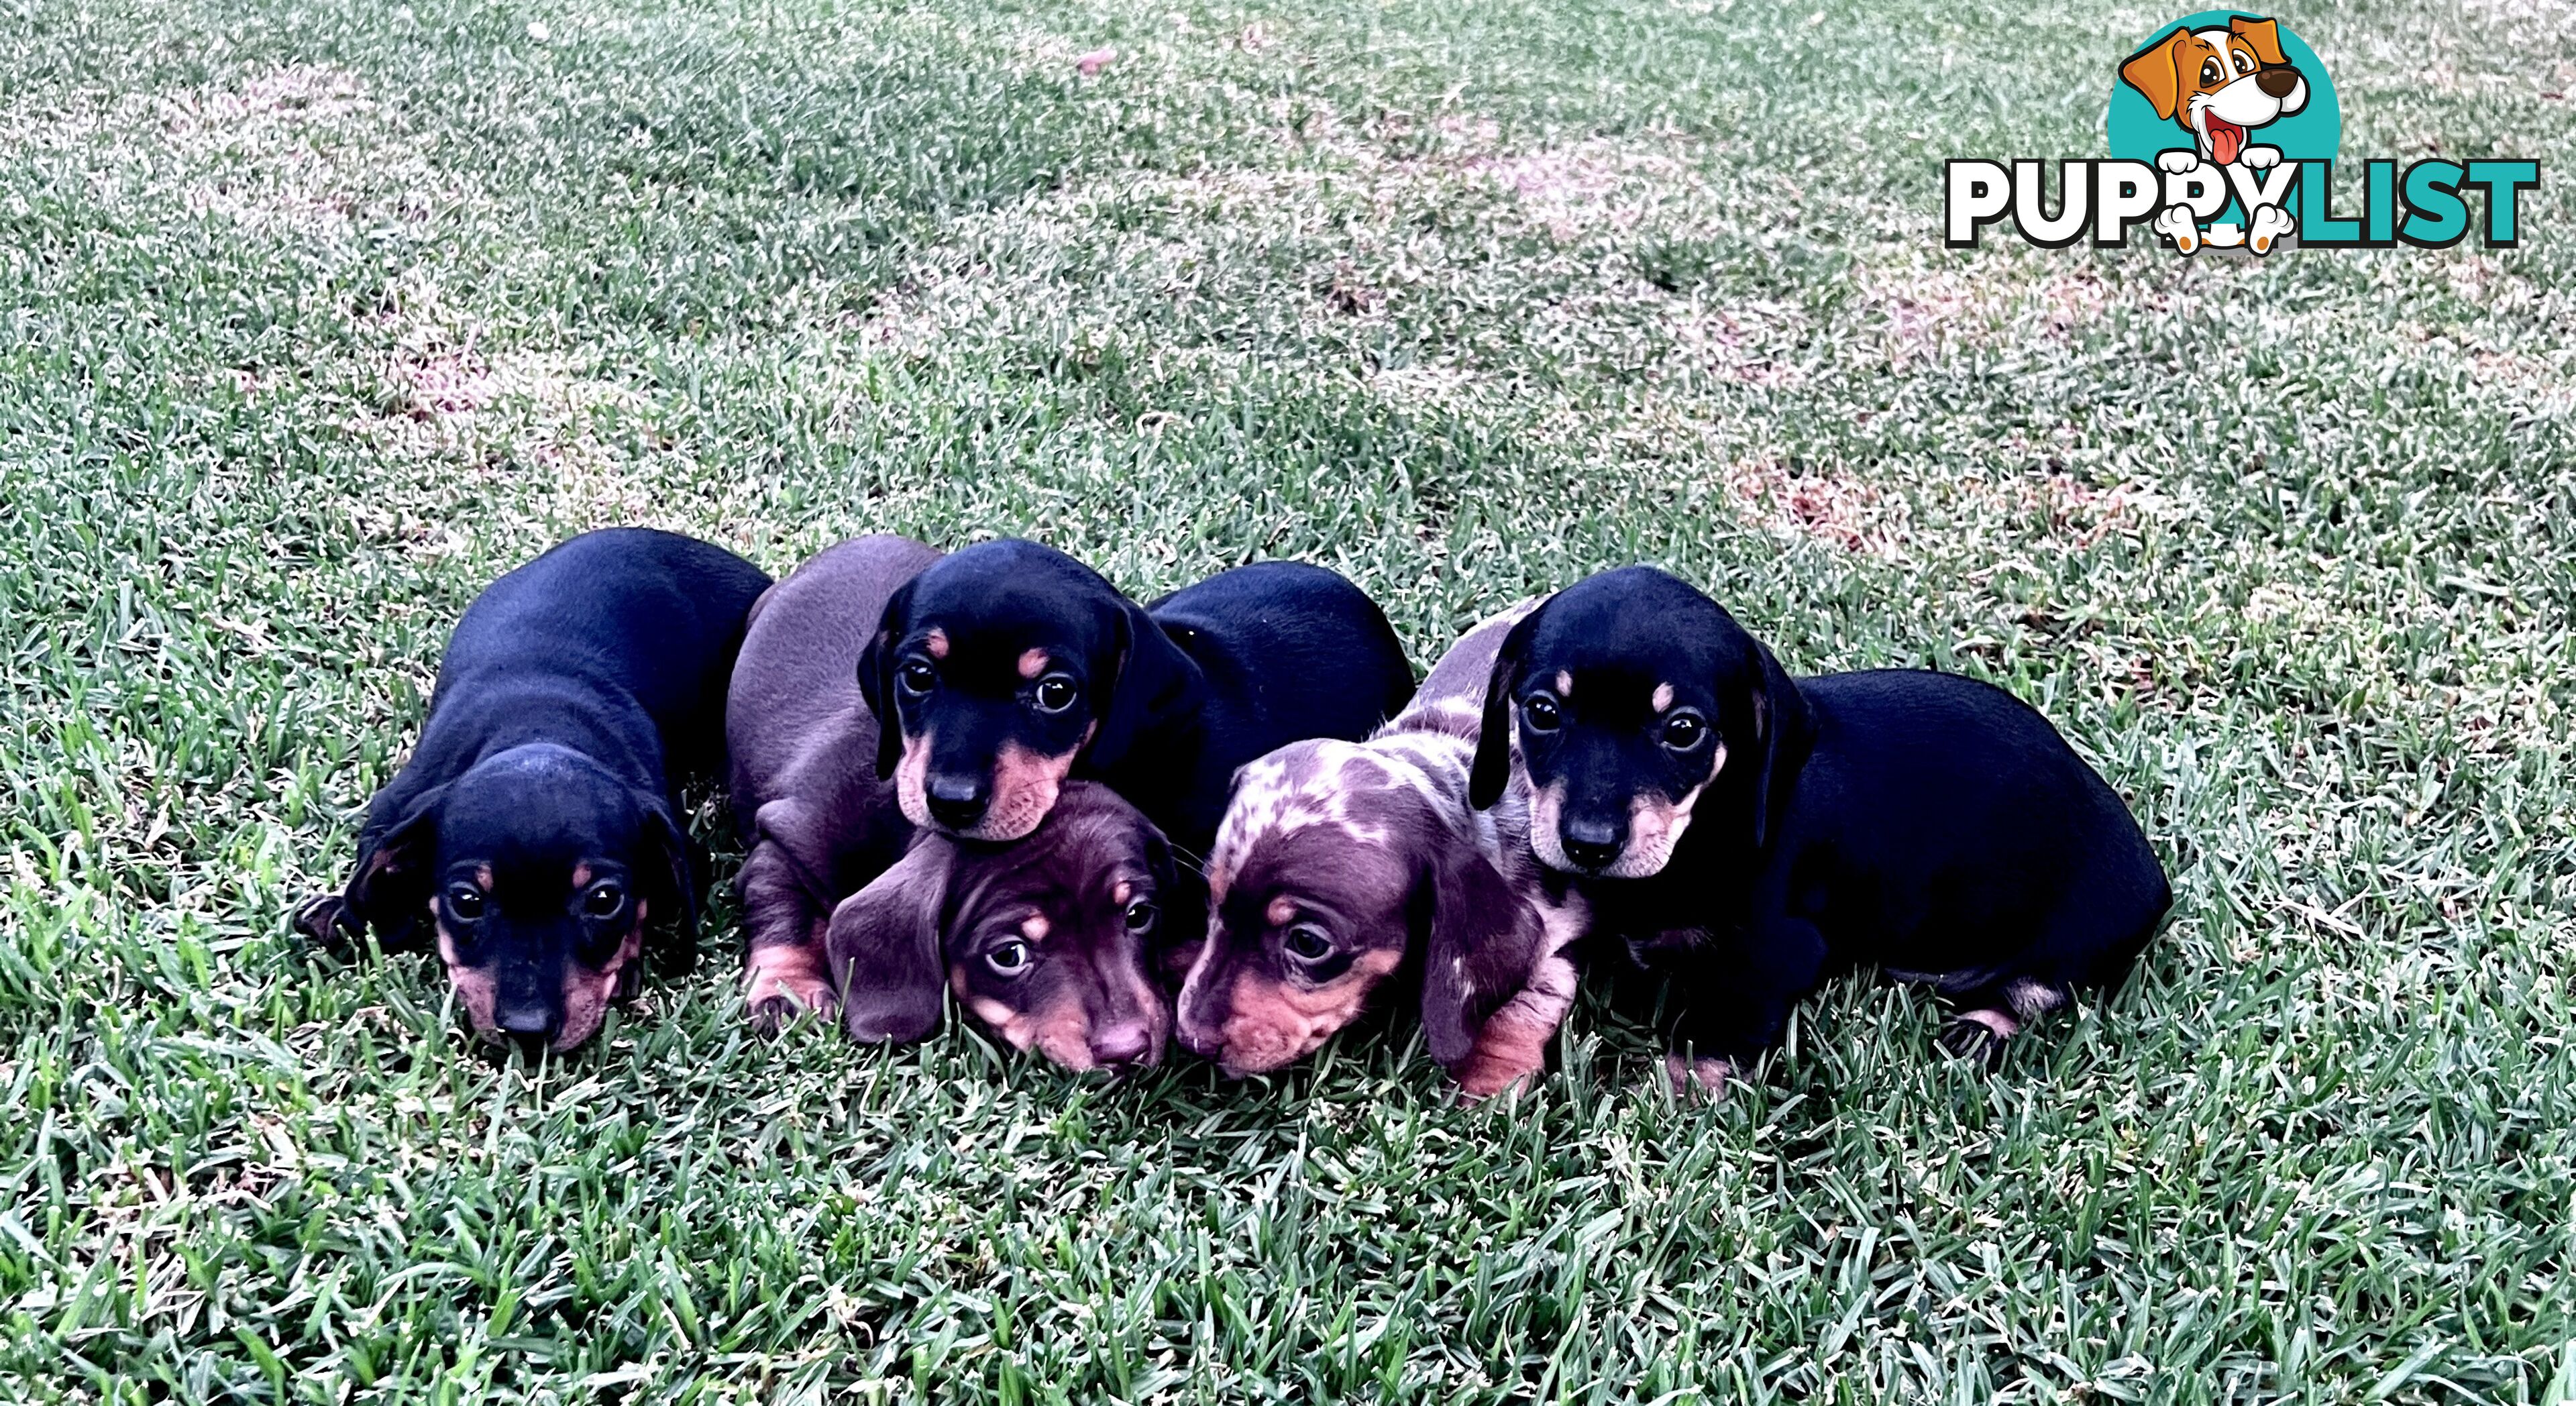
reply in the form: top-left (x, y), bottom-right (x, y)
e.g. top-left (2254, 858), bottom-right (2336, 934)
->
top-left (855, 579), bottom-right (915, 781)
top-left (2229, 15), bottom-right (2287, 66)
top-left (826, 834), bottom-right (954, 1044)
top-left (309, 781), bottom-right (447, 953)
top-left (1137, 820), bottom-right (1207, 986)
top-left (635, 794), bottom-right (702, 971)
top-left (1083, 599), bottom-right (1199, 777)
top-left (1739, 639), bottom-right (1811, 851)
top-left (2119, 28), bottom-right (2192, 120)
top-left (1415, 833), bottom-right (1546, 1072)
top-left (1468, 607), bottom-right (1542, 810)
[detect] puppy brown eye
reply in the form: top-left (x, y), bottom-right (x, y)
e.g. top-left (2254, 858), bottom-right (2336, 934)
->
top-left (1522, 694), bottom-right (1561, 732)
top-left (1661, 712), bottom-right (1707, 751)
top-left (2201, 58), bottom-right (2222, 85)
top-left (584, 883), bottom-right (625, 919)
top-left (899, 659), bottom-right (936, 696)
top-left (446, 885), bottom-right (486, 920)
top-left (1032, 675), bottom-right (1078, 713)
top-left (1124, 900), bottom-right (1157, 932)
top-left (1281, 922), bottom-right (1333, 963)
top-left (987, 940), bottom-right (1030, 975)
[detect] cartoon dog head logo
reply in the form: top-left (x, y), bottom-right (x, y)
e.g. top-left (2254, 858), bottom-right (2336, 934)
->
top-left (2118, 15), bottom-right (2308, 167)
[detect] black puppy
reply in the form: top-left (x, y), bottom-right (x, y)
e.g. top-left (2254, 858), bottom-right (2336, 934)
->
top-left (857, 539), bottom-right (1415, 861)
top-left (295, 528), bottom-right (771, 1054)
top-left (1470, 566), bottom-right (2169, 1095)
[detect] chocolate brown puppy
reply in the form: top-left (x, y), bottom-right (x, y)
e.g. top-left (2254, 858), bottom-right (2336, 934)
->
top-left (826, 781), bottom-right (1179, 1071)
top-left (725, 535), bottom-right (943, 1028)
top-left (1177, 604), bottom-right (1587, 1097)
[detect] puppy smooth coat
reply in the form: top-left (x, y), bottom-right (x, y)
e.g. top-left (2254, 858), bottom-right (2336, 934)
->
top-left (725, 535), bottom-right (942, 1028)
top-left (1177, 604), bottom-right (1587, 1096)
top-left (1471, 566), bottom-right (2169, 1095)
top-left (827, 781), bottom-right (1181, 1071)
top-left (856, 540), bottom-right (1416, 861)
top-left (294, 529), bottom-right (771, 1054)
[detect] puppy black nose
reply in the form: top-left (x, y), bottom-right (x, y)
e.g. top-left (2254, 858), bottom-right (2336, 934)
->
top-left (925, 771), bottom-right (989, 829)
top-left (2257, 65), bottom-right (2298, 97)
top-left (1091, 1020), bottom-right (1157, 1069)
top-left (494, 997), bottom-right (559, 1057)
top-left (1560, 817), bottom-right (1624, 871)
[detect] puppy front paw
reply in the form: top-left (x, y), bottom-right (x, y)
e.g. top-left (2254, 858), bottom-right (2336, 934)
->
top-left (2155, 150), bottom-right (2202, 175)
top-left (2247, 204), bottom-right (2296, 256)
top-left (2151, 205), bottom-right (2202, 255)
top-left (2240, 144), bottom-right (2281, 170)
top-left (1936, 1009), bottom-right (2017, 1067)
top-left (1660, 1052), bottom-right (1734, 1104)
top-left (743, 944), bottom-right (839, 1032)
top-left (291, 894), bottom-right (360, 953)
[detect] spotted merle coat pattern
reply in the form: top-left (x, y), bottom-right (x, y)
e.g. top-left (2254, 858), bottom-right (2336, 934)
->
top-left (1177, 604), bottom-right (1589, 1097)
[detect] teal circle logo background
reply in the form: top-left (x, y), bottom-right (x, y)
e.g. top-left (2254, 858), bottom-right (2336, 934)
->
top-left (2104, 11), bottom-right (2341, 162)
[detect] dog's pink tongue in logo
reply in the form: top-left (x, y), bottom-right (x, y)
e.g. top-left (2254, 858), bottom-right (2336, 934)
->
top-left (2207, 115), bottom-right (2245, 164)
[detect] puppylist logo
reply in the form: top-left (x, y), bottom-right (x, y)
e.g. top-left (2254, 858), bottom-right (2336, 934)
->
top-left (1946, 11), bottom-right (2540, 255)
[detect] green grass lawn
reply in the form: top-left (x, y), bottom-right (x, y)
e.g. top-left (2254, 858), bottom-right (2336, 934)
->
top-left (3, 0), bottom-right (2573, 1397)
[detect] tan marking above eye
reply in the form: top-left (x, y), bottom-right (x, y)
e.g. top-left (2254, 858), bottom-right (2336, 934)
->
top-left (1018, 648), bottom-right (1050, 680)
top-left (1112, 879), bottom-right (1134, 906)
top-left (571, 862), bottom-right (592, 889)
top-left (1651, 682), bottom-right (1674, 712)
top-left (474, 865), bottom-right (494, 891)
top-left (1021, 913), bottom-right (1051, 942)
top-left (1554, 669), bottom-right (1573, 696)
top-left (1265, 896), bottom-right (1297, 926)
top-left (924, 628), bottom-right (949, 659)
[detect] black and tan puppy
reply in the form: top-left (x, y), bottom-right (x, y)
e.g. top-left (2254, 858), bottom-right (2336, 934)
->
top-left (1470, 566), bottom-right (2169, 1095)
top-left (295, 529), bottom-right (771, 1054)
top-left (826, 781), bottom-right (1179, 1071)
top-left (725, 535), bottom-right (943, 1028)
top-left (857, 540), bottom-right (1415, 863)
top-left (1178, 603), bottom-right (1588, 1097)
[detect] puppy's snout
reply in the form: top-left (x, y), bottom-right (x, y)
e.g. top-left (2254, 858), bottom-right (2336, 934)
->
top-left (495, 995), bottom-right (560, 1055)
top-left (1559, 814), bottom-right (1625, 872)
top-left (2256, 65), bottom-right (2299, 97)
top-left (924, 769), bottom-right (990, 830)
top-left (1090, 1019), bottom-right (1158, 1069)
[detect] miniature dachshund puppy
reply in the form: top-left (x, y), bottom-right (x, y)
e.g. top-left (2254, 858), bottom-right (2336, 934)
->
top-left (1471, 566), bottom-right (2170, 1097)
top-left (826, 781), bottom-right (1181, 1071)
top-left (295, 529), bottom-right (771, 1054)
top-left (1179, 604), bottom-right (1587, 1097)
top-left (856, 540), bottom-right (1415, 864)
top-left (724, 535), bottom-right (941, 1029)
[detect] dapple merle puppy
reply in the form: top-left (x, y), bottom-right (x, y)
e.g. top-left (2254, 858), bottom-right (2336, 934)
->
top-left (858, 539), bottom-right (1415, 864)
top-left (1470, 567), bottom-right (2169, 1097)
top-left (296, 529), bottom-right (770, 1054)
top-left (1179, 603), bottom-right (1586, 1097)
